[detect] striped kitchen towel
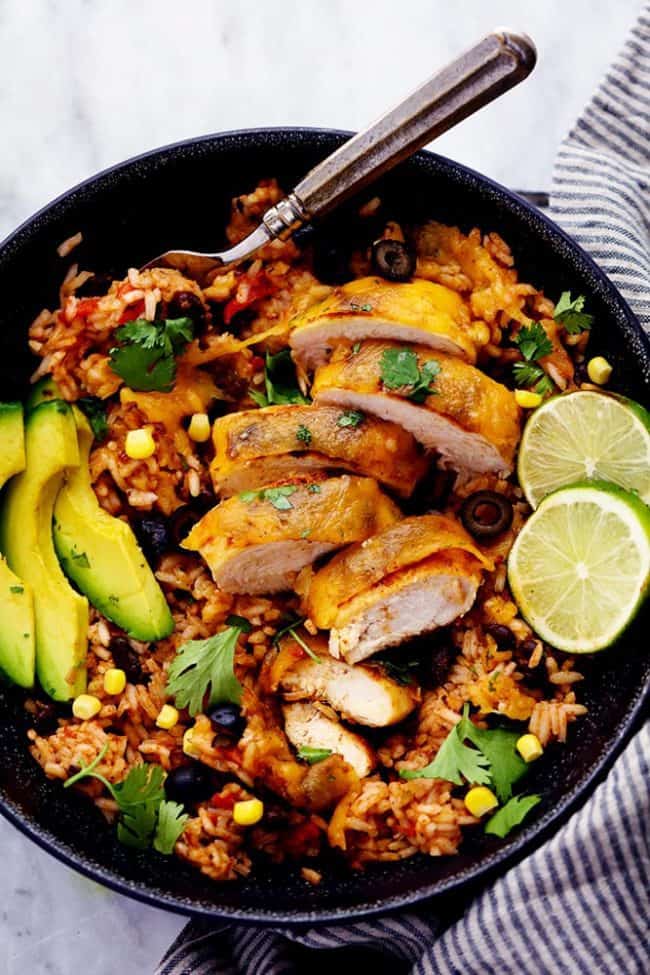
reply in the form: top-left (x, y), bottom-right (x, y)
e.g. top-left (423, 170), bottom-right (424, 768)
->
top-left (157, 7), bottom-right (650, 974)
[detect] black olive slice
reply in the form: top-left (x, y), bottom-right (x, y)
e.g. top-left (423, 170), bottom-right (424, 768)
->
top-left (460, 490), bottom-right (514, 540)
top-left (371, 239), bottom-right (416, 282)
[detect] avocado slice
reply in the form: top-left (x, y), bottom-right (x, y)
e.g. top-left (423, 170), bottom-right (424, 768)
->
top-left (26, 375), bottom-right (63, 412)
top-left (54, 408), bottom-right (174, 641)
top-left (0, 401), bottom-right (88, 700)
top-left (0, 403), bottom-right (36, 688)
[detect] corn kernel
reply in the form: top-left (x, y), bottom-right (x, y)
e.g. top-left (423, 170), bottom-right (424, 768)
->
top-left (187, 412), bottom-right (211, 443)
top-left (233, 798), bottom-right (264, 826)
top-left (125, 427), bottom-right (155, 460)
top-left (587, 356), bottom-right (613, 385)
top-left (464, 786), bottom-right (499, 818)
top-left (515, 389), bottom-right (543, 409)
top-left (182, 726), bottom-right (201, 758)
top-left (103, 668), bottom-right (126, 695)
top-left (156, 704), bottom-right (179, 730)
top-left (516, 733), bottom-right (544, 763)
top-left (72, 694), bottom-right (102, 720)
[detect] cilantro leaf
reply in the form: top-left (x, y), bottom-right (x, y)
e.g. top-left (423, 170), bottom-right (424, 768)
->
top-left (77, 397), bottom-right (109, 442)
top-left (225, 614), bottom-right (253, 633)
top-left (113, 762), bottom-right (166, 808)
top-left (458, 715), bottom-right (527, 803)
top-left (109, 317), bottom-right (194, 392)
top-left (239, 485), bottom-right (298, 510)
top-left (400, 720), bottom-right (492, 786)
top-left (296, 424), bottom-right (312, 445)
top-left (117, 799), bottom-right (159, 849)
top-left (380, 348), bottom-right (440, 403)
top-left (273, 615), bottom-right (323, 664)
top-left (554, 292), bottom-right (593, 335)
top-left (512, 361), bottom-right (545, 388)
top-left (374, 653), bottom-right (421, 686)
top-left (250, 349), bottom-right (310, 407)
top-left (153, 800), bottom-right (189, 853)
top-left (166, 623), bottom-right (247, 716)
top-left (533, 374), bottom-right (555, 396)
top-left (337, 410), bottom-right (365, 428)
top-left (297, 746), bottom-right (332, 764)
top-left (485, 794), bottom-right (542, 838)
top-left (514, 323), bottom-right (553, 362)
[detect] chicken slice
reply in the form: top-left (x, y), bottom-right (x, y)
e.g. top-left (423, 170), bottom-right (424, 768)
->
top-left (311, 340), bottom-right (521, 475)
top-left (210, 403), bottom-right (427, 498)
top-left (267, 634), bottom-right (417, 726)
top-left (289, 277), bottom-right (477, 371)
top-left (283, 702), bottom-right (376, 778)
top-left (300, 512), bottom-right (493, 629)
top-left (182, 474), bottom-right (401, 594)
top-left (330, 551), bottom-right (483, 663)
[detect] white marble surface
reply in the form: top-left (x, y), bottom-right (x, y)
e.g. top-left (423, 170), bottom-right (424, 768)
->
top-left (0, 1), bottom-right (642, 972)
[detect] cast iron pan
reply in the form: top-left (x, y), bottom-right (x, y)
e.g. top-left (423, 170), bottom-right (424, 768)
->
top-left (0, 129), bottom-right (647, 924)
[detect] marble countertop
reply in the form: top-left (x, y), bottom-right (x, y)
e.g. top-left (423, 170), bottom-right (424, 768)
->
top-left (0, 1), bottom-right (641, 972)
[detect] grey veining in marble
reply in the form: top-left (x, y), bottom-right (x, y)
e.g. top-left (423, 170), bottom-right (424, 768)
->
top-left (0, 1), bottom-right (642, 972)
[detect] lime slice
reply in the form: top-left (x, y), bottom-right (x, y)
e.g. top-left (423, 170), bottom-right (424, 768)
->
top-left (508, 481), bottom-right (650, 653)
top-left (517, 391), bottom-right (650, 509)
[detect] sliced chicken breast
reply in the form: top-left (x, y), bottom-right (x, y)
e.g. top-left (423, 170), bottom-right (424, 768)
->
top-left (269, 635), bottom-right (417, 726)
top-left (210, 403), bottom-right (427, 498)
top-left (330, 551), bottom-right (483, 663)
top-left (182, 474), bottom-right (401, 594)
top-left (289, 277), bottom-right (477, 371)
top-left (283, 701), bottom-right (376, 778)
top-left (311, 340), bottom-right (521, 475)
top-left (301, 513), bottom-right (493, 629)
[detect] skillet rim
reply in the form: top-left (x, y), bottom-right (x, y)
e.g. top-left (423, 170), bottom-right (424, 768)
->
top-left (0, 126), bottom-right (648, 925)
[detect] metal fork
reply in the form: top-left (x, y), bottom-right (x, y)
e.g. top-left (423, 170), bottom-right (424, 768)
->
top-left (143, 30), bottom-right (536, 281)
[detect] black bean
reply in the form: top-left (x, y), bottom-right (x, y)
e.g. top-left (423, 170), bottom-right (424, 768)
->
top-left (206, 703), bottom-right (246, 739)
top-left (312, 237), bottom-right (352, 285)
top-left (109, 637), bottom-right (144, 684)
top-left (520, 638), bottom-right (539, 655)
top-left (131, 513), bottom-right (171, 563)
top-left (164, 764), bottom-right (215, 805)
top-left (485, 623), bottom-right (516, 651)
top-left (31, 700), bottom-right (59, 736)
top-left (74, 272), bottom-right (116, 298)
top-left (169, 498), bottom-right (213, 549)
top-left (371, 239), bottom-right (416, 282)
top-left (167, 290), bottom-right (207, 331)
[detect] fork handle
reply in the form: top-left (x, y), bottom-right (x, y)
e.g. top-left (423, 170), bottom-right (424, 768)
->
top-left (262, 30), bottom-right (535, 236)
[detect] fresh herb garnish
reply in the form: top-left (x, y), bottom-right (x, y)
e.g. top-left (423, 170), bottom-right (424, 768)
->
top-left (351, 342), bottom-right (362, 355)
top-left (273, 615), bottom-right (322, 664)
top-left (296, 424), bottom-right (312, 445)
top-left (239, 485), bottom-right (298, 510)
top-left (108, 317), bottom-right (194, 393)
top-left (64, 746), bottom-right (187, 853)
top-left (380, 348), bottom-right (441, 403)
top-left (349, 302), bottom-right (373, 312)
top-left (554, 291), bottom-right (593, 335)
top-left (512, 323), bottom-right (554, 394)
top-left (297, 746), bottom-right (332, 764)
top-left (166, 620), bottom-right (249, 716)
top-left (225, 614), bottom-right (253, 633)
top-left (400, 706), bottom-right (529, 804)
top-left (249, 349), bottom-right (310, 407)
top-left (9, 585), bottom-right (24, 595)
top-left (375, 654), bottom-right (421, 686)
top-left (337, 410), bottom-right (365, 429)
top-left (108, 594), bottom-right (120, 605)
top-left (514, 322), bottom-right (553, 362)
top-left (300, 528), bottom-right (311, 539)
top-left (485, 794), bottom-right (541, 838)
top-left (307, 483), bottom-right (321, 494)
top-left (77, 397), bottom-right (109, 441)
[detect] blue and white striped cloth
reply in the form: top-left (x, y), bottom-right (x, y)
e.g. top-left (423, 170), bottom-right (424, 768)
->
top-left (157, 9), bottom-right (650, 973)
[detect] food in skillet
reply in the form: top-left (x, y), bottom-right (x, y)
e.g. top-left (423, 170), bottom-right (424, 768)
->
top-left (1, 179), bottom-right (648, 883)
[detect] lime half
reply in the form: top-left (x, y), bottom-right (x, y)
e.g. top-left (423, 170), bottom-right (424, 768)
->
top-left (517, 391), bottom-right (650, 509)
top-left (508, 481), bottom-right (650, 653)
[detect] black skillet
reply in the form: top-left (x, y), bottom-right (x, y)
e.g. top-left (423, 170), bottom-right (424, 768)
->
top-left (0, 127), bottom-right (648, 924)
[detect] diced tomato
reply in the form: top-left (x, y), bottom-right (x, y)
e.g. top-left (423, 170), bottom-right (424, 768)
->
top-left (118, 300), bottom-right (145, 324)
top-left (210, 792), bottom-right (236, 809)
top-left (223, 272), bottom-right (275, 326)
top-left (74, 298), bottom-right (100, 320)
top-left (250, 355), bottom-right (265, 372)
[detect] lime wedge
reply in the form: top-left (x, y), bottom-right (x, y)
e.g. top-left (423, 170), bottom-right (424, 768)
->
top-left (508, 481), bottom-right (650, 653)
top-left (517, 391), bottom-right (650, 509)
